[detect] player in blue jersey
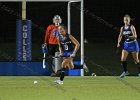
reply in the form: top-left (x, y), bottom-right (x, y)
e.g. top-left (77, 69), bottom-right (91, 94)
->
top-left (117, 14), bottom-right (140, 78)
top-left (55, 25), bottom-right (89, 85)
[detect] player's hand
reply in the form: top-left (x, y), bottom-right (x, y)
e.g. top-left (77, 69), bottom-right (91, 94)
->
top-left (58, 53), bottom-right (63, 57)
top-left (117, 43), bottom-right (120, 48)
top-left (70, 53), bottom-right (76, 58)
top-left (42, 43), bottom-right (46, 47)
top-left (124, 34), bottom-right (129, 39)
top-left (42, 43), bottom-right (47, 53)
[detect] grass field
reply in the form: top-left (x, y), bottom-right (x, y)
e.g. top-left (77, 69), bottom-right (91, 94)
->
top-left (0, 76), bottom-right (140, 100)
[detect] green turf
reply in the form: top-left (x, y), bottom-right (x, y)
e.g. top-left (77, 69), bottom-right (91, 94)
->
top-left (0, 76), bottom-right (140, 100)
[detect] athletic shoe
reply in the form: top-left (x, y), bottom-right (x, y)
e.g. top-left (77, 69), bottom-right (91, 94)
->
top-left (83, 63), bottom-right (89, 73)
top-left (119, 71), bottom-right (129, 78)
top-left (55, 80), bottom-right (63, 85)
top-left (138, 73), bottom-right (140, 78)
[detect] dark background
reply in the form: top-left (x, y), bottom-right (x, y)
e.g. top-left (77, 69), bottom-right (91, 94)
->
top-left (0, 0), bottom-right (139, 75)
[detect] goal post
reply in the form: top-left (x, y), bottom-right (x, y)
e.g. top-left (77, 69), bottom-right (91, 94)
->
top-left (22, 0), bottom-right (26, 20)
top-left (67, 1), bottom-right (84, 76)
top-left (16, 0), bottom-right (32, 61)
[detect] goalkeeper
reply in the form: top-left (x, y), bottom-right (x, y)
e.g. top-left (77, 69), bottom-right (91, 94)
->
top-left (43, 15), bottom-right (62, 77)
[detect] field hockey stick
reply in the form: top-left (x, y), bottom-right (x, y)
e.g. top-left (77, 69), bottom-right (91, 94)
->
top-left (43, 55), bottom-right (60, 69)
top-left (116, 42), bottom-right (123, 55)
top-left (43, 53), bottom-right (46, 69)
top-left (42, 44), bottom-right (47, 69)
top-left (51, 55), bottom-right (69, 59)
top-left (42, 54), bottom-right (64, 71)
top-left (115, 47), bottom-right (120, 54)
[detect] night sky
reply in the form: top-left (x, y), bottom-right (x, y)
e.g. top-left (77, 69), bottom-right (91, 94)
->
top-left (0, 0), bottom-right (139, 43)
top-left (84, 0), bottom-right (139, 42)
top-left (0, 0), bottom-right (139, 62)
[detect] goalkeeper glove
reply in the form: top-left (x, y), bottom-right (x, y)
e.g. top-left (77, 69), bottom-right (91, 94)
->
top-left (42, 44), bottom-right (47, 54)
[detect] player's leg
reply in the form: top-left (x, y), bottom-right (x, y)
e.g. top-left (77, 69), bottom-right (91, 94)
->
top-left (54, 45), bottom-right (62, 76)
top-left (55, 58), bottom-right (69, 85)
top-left (120, 50), bottom-right (129, 78)
top-left (132, 51), bottom-right (140, 77)
top-left (68, 57), bottom-right (89, 72)
top-left (67, 57), bottom-right (74, 69)
top-left (48, 44), bottom-right (57, 76)
top-left (43, 45), bottom-right (54, 75)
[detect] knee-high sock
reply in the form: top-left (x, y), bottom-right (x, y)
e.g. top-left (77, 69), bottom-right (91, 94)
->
top-left (60, 68), bottom-right (66, 81)
top-left (121, 61), bottom-right (127, 72)
top-left (136, 63), bottom-right (140, 73)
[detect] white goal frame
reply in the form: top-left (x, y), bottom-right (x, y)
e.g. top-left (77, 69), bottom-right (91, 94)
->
top-left (0, 0), bottom-right (84, 76)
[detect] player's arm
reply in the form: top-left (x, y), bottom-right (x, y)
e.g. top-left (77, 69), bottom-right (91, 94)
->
top-left (44, 26), bottom-right (51, 44)
top-left (57, 37), bottom-right (62, 55)
top-left (42, 25), bottom-right (52, 54)
top-left (117, 27), bottom-right (123, 47)
top-left (69, 35), bottom-right (80, 54)
top-left (129, 25), bottom-right (137, 39)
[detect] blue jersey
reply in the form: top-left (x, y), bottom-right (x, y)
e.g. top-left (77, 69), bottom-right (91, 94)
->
top-left (122, 25), bottom-right (135, 42)
top-left (122, 25), bottom-right (139, 52)
top-left (58, 34), bottom-right (74, 52)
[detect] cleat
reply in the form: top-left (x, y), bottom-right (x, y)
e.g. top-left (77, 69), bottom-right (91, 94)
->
top-left (83, 63), bottom-right (89, 73)
top-left (119, 71), bottom-right (129, 78)
top-left (55, 80), bottom-right (63, 85)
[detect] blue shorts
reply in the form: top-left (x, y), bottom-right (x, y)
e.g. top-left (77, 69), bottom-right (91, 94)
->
top-left (123, 40), bottom-right (139, 52)
top-left (62, 51), bottom-right (73, 57)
